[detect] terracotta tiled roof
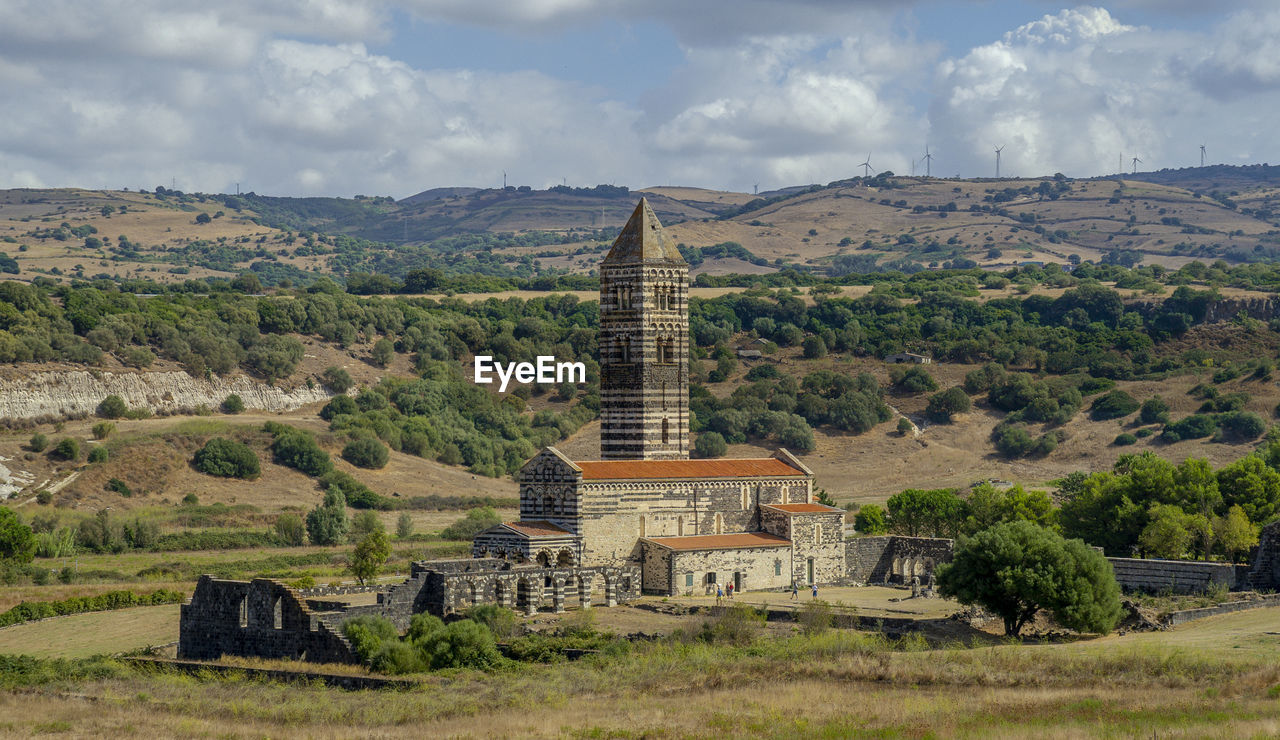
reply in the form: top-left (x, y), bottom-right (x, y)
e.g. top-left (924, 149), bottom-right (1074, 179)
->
top-left (500, 521), bottom-right (574, 538)
top-left (642, 532), bottom-right (792, 551)
top-left (763, 503), bottom-right (843, 514)
top-left (575, 458), bottom-right (804, 480)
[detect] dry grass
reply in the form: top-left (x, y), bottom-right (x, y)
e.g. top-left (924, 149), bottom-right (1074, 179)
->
top-left (0, 604), bottom-right (180, 659)
top-left (2, 612), bottom-right (1280, 737)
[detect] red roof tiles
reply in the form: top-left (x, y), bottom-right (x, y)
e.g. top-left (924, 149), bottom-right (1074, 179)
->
top-left (500, 521), bottom-right (574, 537)
top-left (575, 458), bottom-right (804, 480)
top-left (642, 532), bottom-right (792, 551)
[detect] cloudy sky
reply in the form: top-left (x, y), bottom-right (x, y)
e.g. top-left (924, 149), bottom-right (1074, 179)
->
top-left (1, 1), bottom-right (1277, 197)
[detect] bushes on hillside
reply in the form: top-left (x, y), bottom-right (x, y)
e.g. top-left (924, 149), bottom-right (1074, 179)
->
top-left (342, 438), bottom-right (389, 469)
top-left (890, 366), bottom-right (937, 394)
top-left (49, 438), bottom-right (79, 461)
top-left (267, 423), bottom-right (332, 477)
top-left (306, 488), bottom-right (349, 546)
top-left (1090, 390), bottom-right (1140, 420)
top-left (322, 366), bottom-right (353, 393)
top-left (925, 387), bottom-right (970, 422)
top-left (694, 432), bottom-right (727, 458)
top-left (221, 394), bottom-right (245, 414)
top-left (96, 395), bottom-right (127, 419)
top-left (192, 438), bottom-right (261, 479)
top-left (274, 513), bottom-right (307, 546)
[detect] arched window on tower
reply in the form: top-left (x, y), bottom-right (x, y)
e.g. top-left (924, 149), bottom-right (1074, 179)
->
top-left (620, 335), bottom-right (631, 364)
top-left (662, 418), bottom-right (670, 444)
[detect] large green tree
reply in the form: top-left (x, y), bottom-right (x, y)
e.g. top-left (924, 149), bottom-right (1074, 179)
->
top-left (306, 488), bottom-right (349, 546)
top-left (937, 520), bottom-right (1123, 637)
top-left (350, 530), bottom-right (391, 585)
top-left (0, 507), bottom-right (36, 564)
top-left (887, 488), bottom-right (967, 538)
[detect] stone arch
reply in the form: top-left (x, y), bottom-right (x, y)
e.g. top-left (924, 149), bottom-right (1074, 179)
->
top-left (556, 549), bottom-right (574, 567)
top-left (272, 596), bottom-right (283, 630)
top-left (493, 580), bottom-right (506, 607)
top-left (536, 549), bottom-right (552, 567)
top-left (892, 557), bottom-right (903, 579)
top-left (577, 575), bottom-right (591, 608)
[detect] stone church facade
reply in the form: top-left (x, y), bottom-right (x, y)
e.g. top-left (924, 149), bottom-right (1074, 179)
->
top-left (474, 198), bottom-right (845, 596)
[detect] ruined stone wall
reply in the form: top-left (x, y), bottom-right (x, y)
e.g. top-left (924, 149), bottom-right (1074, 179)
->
top-left (178, 576), bottom-right (356, 664)
top-left (1106, 557), bottom-right (1241, 594)
top-left (640, 543), bottom-right (672, 594)
top-left (844, 537), bottom-right (954, 585)
top-left (1245, 520), bottom-right (1279, 592)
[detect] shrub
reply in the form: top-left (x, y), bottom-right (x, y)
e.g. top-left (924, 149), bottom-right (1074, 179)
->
top-left (322, 366), bottom-right (353, 393)
top-left (192, 438), bottom-right (261, 480)
top-left (745, 364), bottom-right (778, 381)
top-left (105, 478), bottom-right (132, 497)
top-left (371, 338), bottom-right (395, 368)
top-left (35, 491), bottom-right (53, 506)
top-left (87, 447), bottom-right (109, 464)
top-left (396, 512), bottom-right (413, 539)
top-left (1090, 390), bottom-right (1140, 420)
top-left (1140, 396), bottom-right (1170, 425)
top-left (465, 604), bottom-right (518, 640)
top-left (694, 431), bottom-right (727, 458)
top-left (49, 438), bottom-right (79, 462)
top-left (270, 427), bottom-right (332, 477)
top-left (28, 433), bottom-right (47, 452)
top-left (342, 615), bottom-right (399, 663)
top-left (96, 395), bottom-right (127, 419)
top-left (801, 335), bottom-right (827, 359)
top-left (896, 417), bottom-right (913, 436)
top-left (0, 508), bottom-right (36, 564)
top-left (1161, 414), bottom-right (1218, 443)
top-left (350, 530), bottom-right (391, 585)
top-left (993, 425), bottom-right (1033, 457)
top-left (181, 493), bottom-right (199, 506)
top-left (90, 422), bottom-right (114, 440)
top-left (854, 504), bottom-right (888, 535)
top-left (890, 366), bottom-right (938, 394)
top-left (274, 513), bottom-right (306, 546)
top-left (221, 394), bottom-right (245, 414)
top-left (342, 438), bottom-right (389, 469)
top-left (320, 395), bottom-right (358, 420)
top-left (419, 619), bottom-right (501, 670)
top-left (925, 387), bottom-right (970, 422)
top-left (1113, 433), bottom-right (1138, 446)
top-left (306, 488), bottom-right (349, 546)
top-left (1216, 411), bottom-right (1267, 441)
top-left (0, 589), bottom-right (183, 629)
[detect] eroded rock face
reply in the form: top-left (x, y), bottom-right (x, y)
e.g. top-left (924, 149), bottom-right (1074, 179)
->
top-left (0, 370), bottom-right (331, 420)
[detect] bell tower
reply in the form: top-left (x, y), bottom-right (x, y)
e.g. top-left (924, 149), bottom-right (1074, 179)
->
top-left (598, 198), bottom-right (689, 460)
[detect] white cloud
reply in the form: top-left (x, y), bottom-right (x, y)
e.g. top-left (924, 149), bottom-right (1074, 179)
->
top-left (929, 6), bottom-right (1280, 178)
top-left (2, 2), bottom-right (1280, 197)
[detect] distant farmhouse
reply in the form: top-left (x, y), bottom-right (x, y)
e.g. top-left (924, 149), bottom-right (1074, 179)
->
top-left (885, 352), bottom-right (931, 364)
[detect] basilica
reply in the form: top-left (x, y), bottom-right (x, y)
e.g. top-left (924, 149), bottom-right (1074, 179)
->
top-left (473, 198), bottom-right (846, 595)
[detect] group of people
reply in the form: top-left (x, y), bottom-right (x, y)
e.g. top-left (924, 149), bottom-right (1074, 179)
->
top-left (713, 581), bottom-right (820, 604)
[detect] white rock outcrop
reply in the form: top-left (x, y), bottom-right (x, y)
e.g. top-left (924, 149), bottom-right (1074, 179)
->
top-left (0, 370), bottom-right (331, 420)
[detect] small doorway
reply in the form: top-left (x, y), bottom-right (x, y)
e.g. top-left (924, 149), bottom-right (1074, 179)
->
top-left (806, 558), bottom-right (815, 585)
top-left (733, 572), bottom-right (742, 594)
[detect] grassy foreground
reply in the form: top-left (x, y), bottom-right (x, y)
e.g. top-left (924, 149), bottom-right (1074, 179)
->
top-left (1, 608), bottom-right (1279, 738)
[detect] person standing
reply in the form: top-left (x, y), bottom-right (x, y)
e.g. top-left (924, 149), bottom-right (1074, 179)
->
top-left (716, 585), bottom-right (723, 605)
top-left (811, 583), bottom-right (818, 599)
top-left (791, 583), bottom-right (798, 600)
top-left (727, 582), bottom-right (734, 600)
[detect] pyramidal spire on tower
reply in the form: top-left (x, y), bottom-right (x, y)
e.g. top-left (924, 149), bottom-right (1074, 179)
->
top-left (597, 198), bottom-right (690, 460)
top-left (602, 197), bottom-right (685, 264)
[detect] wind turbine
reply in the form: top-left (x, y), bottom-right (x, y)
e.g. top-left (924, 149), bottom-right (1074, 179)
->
top-left (923, 145), bottom-right (934, 177)
top-left (994, 145), bottom-right (1005, 178)
top-left (910, 158), bottom-right (916, 177)
top-left (860, 154), bottom-right (874, 178)
top-left (753, 183), bottom-right (759, 195)
top-left (1131, 156), bottom-right (1142, 174)
top-left (1200, 144), bottom-right (1206, 168)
